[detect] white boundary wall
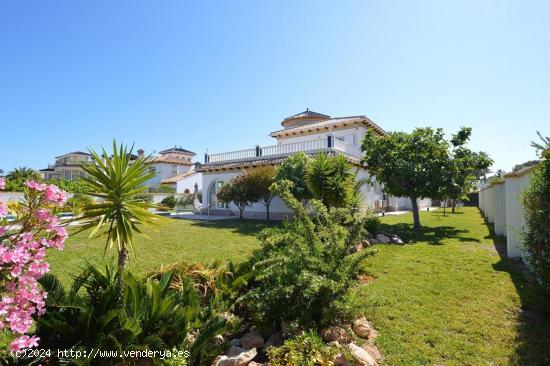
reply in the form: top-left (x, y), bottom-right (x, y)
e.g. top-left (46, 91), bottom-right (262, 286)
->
top-left (478, 165), bottom-right (537, 258)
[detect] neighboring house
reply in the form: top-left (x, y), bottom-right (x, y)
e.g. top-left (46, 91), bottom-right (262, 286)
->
top-left (40, 151), bottom-right (92, 180)
top-left (197, 109), bottom-right (431, 219)
top-left (143, 147), bottom-right (202, 193)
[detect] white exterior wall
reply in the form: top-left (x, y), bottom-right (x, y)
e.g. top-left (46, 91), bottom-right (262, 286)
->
top-left (201, 167), bottom-right (384, 217)
top-left (478, 166), bottom-right (537, 259)
top-left (492, 183), bottom-right (507, 236)
top-left (201, 171), bottom-right (291, 218)
top-left (176, 173), bottom-right (203, 194)
top-left (504, 172), bottom-right (533, 258)
top-left (144, 163), bottom-right (193, 188)
top-left (486, 186), bottom-right (495, 223)
top-left (276, 126), bottom-right (367, 148)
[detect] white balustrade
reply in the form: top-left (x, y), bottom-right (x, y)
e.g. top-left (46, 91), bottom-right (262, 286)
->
top-left (206, 138), bottom-right (361, 164)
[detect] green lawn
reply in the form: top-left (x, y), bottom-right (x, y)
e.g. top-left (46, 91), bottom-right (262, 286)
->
top-left (48, 207), bottom-right (550, 365)
top-left (48, 218), bottom-right (273, 284)
top-left (351, 207), bottom-right (550, 366)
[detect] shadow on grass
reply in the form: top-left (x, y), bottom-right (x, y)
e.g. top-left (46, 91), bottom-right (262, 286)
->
top-left (189, 218), bottom-right (279, 235)
top-left (378, 222), bottom-right (481, 245)
top-left (483, 210), bottom-right (550, 365)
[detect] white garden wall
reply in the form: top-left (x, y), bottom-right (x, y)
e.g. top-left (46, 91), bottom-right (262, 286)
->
top-left (478, 165), bottom-right (537, 259)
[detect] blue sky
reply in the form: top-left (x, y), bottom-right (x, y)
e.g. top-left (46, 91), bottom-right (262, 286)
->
top-left (0, 0), bottom-right (548, 173)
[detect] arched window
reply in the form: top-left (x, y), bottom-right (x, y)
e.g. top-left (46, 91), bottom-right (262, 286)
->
top-left (207, 180), bottom-right (227, 208)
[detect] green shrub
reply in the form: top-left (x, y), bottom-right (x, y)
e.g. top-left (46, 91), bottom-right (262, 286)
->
top-left (162, 195), bottom-right (178, 208)
top-left (522, 153), bottom-right (550, 290)
top-left (36, 262), bottom-right (229, 365)
top-left (238, 181), bottom-right (376, 328)
top-left (362, 213), bottom-right (380, 234)
top-left (63, 193), bottom-right (93, 215)
top-left (267, 330), bottom-right (341, 366)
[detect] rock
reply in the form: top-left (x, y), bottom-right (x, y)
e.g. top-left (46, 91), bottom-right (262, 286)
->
top-left (228, 338), bottom-right (241, 347)
top-left (240, 329), bottom-right (265, 350)
top-left (361, 239), bottom-right (370, 246)
top-left (334, 353), bottom-right (349, 366)
top-left (369, 238), bottom-right (380, 244)
top-left (352, 317), bottom-right (372, 339)
top-left (320, 326), bottom-right (352, 344)
top-left (248, 363), bottom-right (267, 366)
top-left (212, 348), bottom-right (257, 366)
top-left (375, 234), bottom-right (390, 244)
top-left (265, 331), bottom-right (283, 348)
top-left (226, 346), bottom-right (247, 357)
top-left (355, 243), bottom-right (364, 252)
top-left (362, 344), bottom-right (383, 361)
top-left (348, 343), bottom-right (377, 366)
top-left (389, 235), bottom-right (404, 244)
top-left (366, 232), bottom-right (375, 239)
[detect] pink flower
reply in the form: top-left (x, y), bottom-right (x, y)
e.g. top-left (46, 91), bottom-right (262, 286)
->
top-left (43, 185), bottom-right (68, 206)
top-left (9, 335), bottom-right (39, 351)
top-left (0, 182), bottom-right (68, 351)
top-left (0, 178), bottom-right (5, 190)
top-left (25, 181), bottom-right (46, 191)
top-left (0, 202), bottom-right (7, 217)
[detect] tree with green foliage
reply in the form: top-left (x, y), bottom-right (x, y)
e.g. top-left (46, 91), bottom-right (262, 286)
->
top-left (441, 127), bottom-right (493, 213)
top-left (361, 128), bottom-right (451, 229)
top-left (275, 152), bottom-right (312, 203)
top-left (306, 153), bottom-right (354, 208)
top-left (3, 167), bottom-right (42, 191)
top-left (217, 173), bottom-right (257, 220)
top-left (77, 141), bottom-right (160, 287)
top-left (247, 165), bottom-right (277, 220)
top-left (6, 167), bottom-right (41, 181)
top-left (46, 177), bottom-right (92, 193)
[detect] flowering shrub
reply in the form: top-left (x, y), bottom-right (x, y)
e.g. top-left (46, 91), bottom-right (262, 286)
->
top-left (0, 178), bottom-right (68, 351)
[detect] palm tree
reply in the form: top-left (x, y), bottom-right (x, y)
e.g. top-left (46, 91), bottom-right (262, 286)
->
top-left (78, 141), bottom-right (160, 287)
top-left (6, 167), bottom-right (41, 181)
top-left (306, 153), bottom-right (353, 208)
top-left (531, 131), bottom-right (550, 156)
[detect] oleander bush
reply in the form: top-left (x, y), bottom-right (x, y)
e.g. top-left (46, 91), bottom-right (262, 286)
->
top-left (522, 151), bottom-right (550, 290)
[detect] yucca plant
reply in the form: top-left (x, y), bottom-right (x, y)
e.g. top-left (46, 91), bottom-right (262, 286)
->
top-left (78, 141), bottom-right (160, 286)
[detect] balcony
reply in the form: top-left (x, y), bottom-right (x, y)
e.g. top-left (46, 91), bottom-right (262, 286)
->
top-left (204, 137), bottom-right (362, 164)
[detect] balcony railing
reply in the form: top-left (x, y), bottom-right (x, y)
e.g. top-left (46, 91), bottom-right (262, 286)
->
top-left (204, 137), bottom-right (362, 164)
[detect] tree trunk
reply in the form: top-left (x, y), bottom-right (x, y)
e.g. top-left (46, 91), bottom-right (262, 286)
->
top-left (411, 197), bottom-right (421, 229)
top-left (117, 247), bottom-right (128, 292)
top-left (239, 206), bottom-right (244, 220)
top-left (265, 203), bottom-right (270, 221)
top-left (451, 199), bottom-right (456, 213)
top-left (443, 198), bottom-right (447, 216)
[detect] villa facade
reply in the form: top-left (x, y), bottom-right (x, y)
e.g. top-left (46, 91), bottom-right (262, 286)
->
top-left (197, 110), bottom-right (430, 218)
top-left (40, 147), bottom-right (202, 194)
top-left (40, 151), bottom-right (92, 180)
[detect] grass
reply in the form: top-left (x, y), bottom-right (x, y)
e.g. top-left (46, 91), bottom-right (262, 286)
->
top-left (48, 218), bottom-right (273, 284)
top-left (47, 207), bottom-right (550, 365)
top-left (349, 207), bottom-right (550, 366)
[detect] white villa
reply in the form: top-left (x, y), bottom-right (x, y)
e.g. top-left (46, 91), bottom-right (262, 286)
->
top-left (142, 147), bottom-right (202, 193)
top-left (40, 147), bottom-right (202, 194)
top-left (197, 110), bottom-right (430, 219)
top-left (40, 151), bottom-right (92, 180)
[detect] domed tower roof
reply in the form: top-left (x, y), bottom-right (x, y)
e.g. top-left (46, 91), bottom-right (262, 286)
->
top-left (281, 108), bottom-right (330, 129)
